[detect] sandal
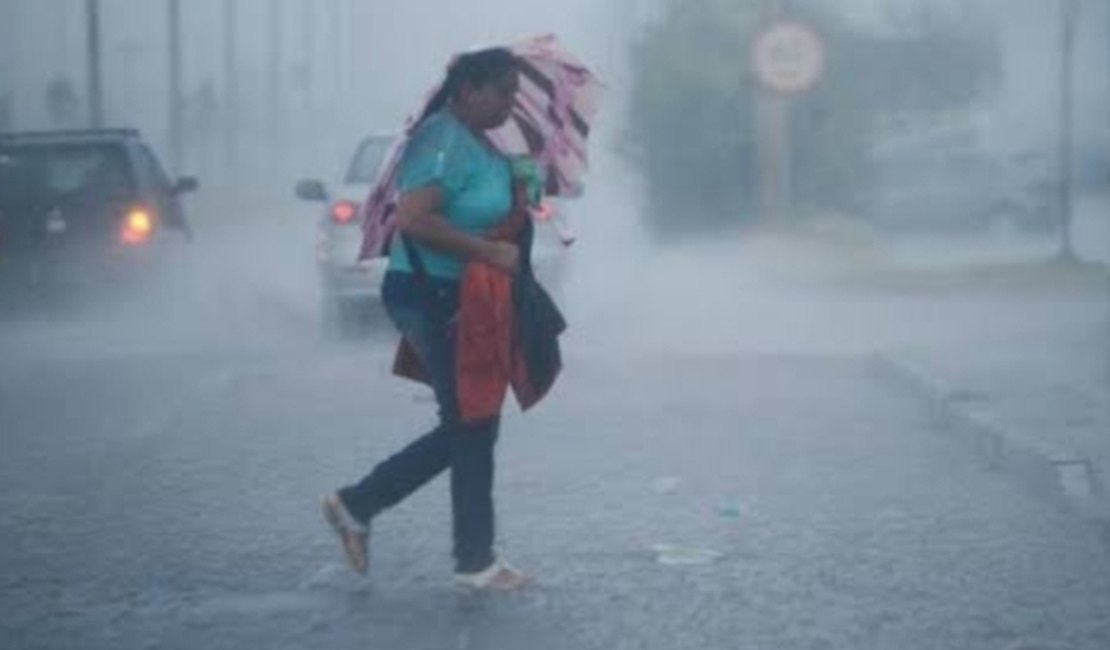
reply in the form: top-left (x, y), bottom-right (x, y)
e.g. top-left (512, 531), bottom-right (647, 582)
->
top-left (321, 493), bottom-right (370, 574)
top-left (454, 560), bottom-right (532, 591)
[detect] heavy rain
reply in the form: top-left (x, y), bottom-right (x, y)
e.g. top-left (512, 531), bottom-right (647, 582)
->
top-left (1, 1), bottom-right (1108, 648)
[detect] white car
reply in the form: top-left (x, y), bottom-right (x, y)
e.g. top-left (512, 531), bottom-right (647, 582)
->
top-left (295, 134), bottom-right (394, 333)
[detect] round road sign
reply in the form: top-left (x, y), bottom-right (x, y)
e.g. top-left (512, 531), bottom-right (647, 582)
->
top-left (752, 22), bottom-right (826, 95)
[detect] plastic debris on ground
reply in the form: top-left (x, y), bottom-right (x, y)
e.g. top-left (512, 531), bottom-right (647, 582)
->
top-left (651, 544), bottom-right (723, 566)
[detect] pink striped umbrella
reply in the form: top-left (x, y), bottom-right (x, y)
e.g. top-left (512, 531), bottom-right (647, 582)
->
top-left (358, 34), bottom-right (603, 260)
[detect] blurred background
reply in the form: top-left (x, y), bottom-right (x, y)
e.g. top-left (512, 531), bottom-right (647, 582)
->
top-left (1, 0), bottom-right (1105, 252)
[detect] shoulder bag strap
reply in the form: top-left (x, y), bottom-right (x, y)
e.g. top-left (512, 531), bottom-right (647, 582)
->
top-left (401, 234), bottom-right (430, 285)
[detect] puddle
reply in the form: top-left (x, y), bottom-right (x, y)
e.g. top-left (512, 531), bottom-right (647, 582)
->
top-left (651, 544), bottom-right (723, 566)
top-left (190, 591), bottom-right (323, 620)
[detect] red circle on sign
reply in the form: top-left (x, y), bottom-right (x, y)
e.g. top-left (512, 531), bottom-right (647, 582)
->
top-left (752, 22), bottom-right (826, 95)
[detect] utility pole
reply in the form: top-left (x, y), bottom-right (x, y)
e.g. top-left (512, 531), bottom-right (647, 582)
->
top-left (223, 0), bottom-right (238, 176)
top-left (267, 0), bottom-right (285, 141)
top-left (1058, 0), bottom-right (1078, 263)
top-left (302, 0), bottom-right (316, 108)
top-left (168, 0), bottom-right (184, 172)
top-left (342, 0), bottom-right (355, 105)
top-left (301, 0), bottom-right (318, 164)
top-left (86, 0), bottom-right (105, 128)
top-left (329, 0), bottom-right (343, 114)
top-left (0, 1), bottom-right (20, 130)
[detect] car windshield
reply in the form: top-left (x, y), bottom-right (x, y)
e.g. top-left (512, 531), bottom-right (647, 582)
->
top-left (0, 142), bottom-right (134, 208)
top-left (344, 137), bottom-right (393, 184)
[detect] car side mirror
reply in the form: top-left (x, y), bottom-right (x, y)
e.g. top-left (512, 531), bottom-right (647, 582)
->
top-left (173, 176), bottom-right (199, 194)
top-left (295, 179), bottom-right (328, 202)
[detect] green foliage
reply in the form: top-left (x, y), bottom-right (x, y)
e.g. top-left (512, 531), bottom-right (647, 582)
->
top-left (624, 0), bottom-right (763, 235)
top-left (624, 0), bottom-right (1002, 236)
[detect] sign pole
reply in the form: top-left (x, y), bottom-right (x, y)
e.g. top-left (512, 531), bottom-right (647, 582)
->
top-left (755, 93), bottom-right (789, 225)
top-left (752, 15), bottom-right (825, 227)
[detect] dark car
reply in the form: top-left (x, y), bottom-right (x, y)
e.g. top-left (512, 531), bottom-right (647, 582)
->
top-left (295, 133), bottom-right (394, 333)
top-left (0, 128), bottom-right (197, 296)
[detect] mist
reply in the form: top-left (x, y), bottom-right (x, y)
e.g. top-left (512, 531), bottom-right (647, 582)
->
top-left (2, 1), bottom-right (1109, 648)
top-left (1, 0), bottom-right (1108, 487)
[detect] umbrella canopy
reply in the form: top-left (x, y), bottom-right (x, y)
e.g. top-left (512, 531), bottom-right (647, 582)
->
top-left (359, 34), bottom-right (603, 260)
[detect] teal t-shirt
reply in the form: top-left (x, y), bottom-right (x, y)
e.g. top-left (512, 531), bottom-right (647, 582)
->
top-left (389, 109), bottom-right (513, 279)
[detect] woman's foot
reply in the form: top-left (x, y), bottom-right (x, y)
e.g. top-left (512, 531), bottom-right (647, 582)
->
top-left (454, 560), bottom-right (531, 591)
top-left (321, 493), bottom-right (370, 574)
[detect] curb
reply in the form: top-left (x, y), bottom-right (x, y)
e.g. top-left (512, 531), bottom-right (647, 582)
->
top-left (869, 353), bottom-right (1110, 539)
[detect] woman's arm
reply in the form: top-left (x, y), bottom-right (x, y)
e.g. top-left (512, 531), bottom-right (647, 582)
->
top-left (395, 186), bottom-right (519, 275)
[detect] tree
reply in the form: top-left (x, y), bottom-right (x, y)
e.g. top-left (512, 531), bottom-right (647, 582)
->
top-left (623, 0), bottom-right (1002, 237)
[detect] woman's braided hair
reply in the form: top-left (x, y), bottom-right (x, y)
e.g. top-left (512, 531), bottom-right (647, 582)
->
top-left (415, 47), bottom-right (518, 127)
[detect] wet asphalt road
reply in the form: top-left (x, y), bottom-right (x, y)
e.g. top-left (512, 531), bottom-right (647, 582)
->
top-left (2, 213), bottom-right (1110, 650)
top-left (3, 327), bottom-right (1110, 649)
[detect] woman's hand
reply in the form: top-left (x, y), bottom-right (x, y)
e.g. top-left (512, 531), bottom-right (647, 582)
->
top-left (483, 241), bottom-right (520, 276)
top-left (397, 186), bottom-right (520, 275)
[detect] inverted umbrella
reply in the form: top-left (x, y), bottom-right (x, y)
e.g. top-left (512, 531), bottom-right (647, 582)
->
top-left (359, 33), bottom-right (604, 260)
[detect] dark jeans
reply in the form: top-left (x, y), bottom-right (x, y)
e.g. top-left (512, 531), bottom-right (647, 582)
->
top-left (339, 271), bottom-right (499, 574)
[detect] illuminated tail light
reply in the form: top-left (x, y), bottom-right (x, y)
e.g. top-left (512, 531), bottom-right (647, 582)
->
top-left (331, 201), bottom-right (358, 224)
top-left (121, 208), bottom-right (155, 245)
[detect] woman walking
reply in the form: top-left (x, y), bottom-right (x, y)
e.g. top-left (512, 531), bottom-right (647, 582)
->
top-left (322, 48), bottom-right (530, 591)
